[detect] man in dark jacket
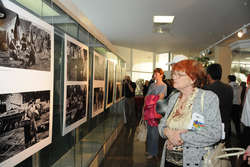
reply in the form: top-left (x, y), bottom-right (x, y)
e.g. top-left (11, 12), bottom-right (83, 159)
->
top-left (205, 63), bottom-right (233, 146)
top-left (123, 76), bottom-right (136, 128)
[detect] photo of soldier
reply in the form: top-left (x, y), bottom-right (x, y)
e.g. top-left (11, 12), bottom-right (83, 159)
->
top-left (93, 87), bottom-right (104, 113)
top-left (65, 85), bottom-right (87, 126)
top-left (66, 39), bottom-right (88, 82)
top-left (0, 7), bottom-right (51, 71)
top-left (0, 91), bottom-right (50, 164)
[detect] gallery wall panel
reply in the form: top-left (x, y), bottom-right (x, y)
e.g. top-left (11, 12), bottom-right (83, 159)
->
top-left (92, 51), bottom-right (106, 118)
top-left (0, 1), bottom-right (54, 167)
top-left (63, 34), bottom-right (88, 136)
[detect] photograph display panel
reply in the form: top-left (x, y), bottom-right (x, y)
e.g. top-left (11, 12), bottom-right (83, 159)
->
top-left (121, 67), bottom-right (126, 98)
top-left (0, 4), bottom-right (51, 71)
top-left (92, 87), bottom-right (104, 117)
top-left (0, 1), bottom-right (54, 167)
top-left (63, 34), bottom-right (89, 136)
top-left (92, 52), bottom-right (105, 118)
top-left (106, 60), bottom-right (114, 108)
top-left (115, 64), bottom-right (122, 102)
top-left (65, 85), bottom-right (87, 127)
top-left (115, 83), bottom-right (122, 101)
top-left (66, 35), bottom-right (88, 82)
top-left (94, 52), bottom-right (105, 81)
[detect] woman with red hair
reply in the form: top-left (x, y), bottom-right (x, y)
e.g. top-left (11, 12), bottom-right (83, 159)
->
top-left (158, 60), bottom-right (222, 167)
top-left (143, 68), bottom-right (167, 159)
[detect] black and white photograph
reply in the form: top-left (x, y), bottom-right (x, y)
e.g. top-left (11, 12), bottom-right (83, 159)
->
top-left (94, 52), bottom-right (105, 81)
top-left (116, 84), bottom-right (122, 101)
top-left (92, 51), bottom-right (105, 117)
top-left (63, 35), bottom-right (88, 135)
top-left (63, 84), bottom-right (87, 134)
top-left (65, 35), bottom-right (88, 82)
top-left (0, 1), bottom-right (54, 167)
top-left (0, 5), bottom-right (51, 71)
top-left (106, 60), bottom-right (115, 108)
top-left (116, 64), bottom-right (122, 83)
top-left (92, 87), bottom-right (104, 117)
top-left (121, 67), bottom-right (126, 98)
top-left (0, 91), bottom-right (50, 165)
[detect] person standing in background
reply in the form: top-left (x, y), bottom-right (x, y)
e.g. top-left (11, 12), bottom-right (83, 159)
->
top-left (124, 76), bottom-right (137, 128)
top-left (205, 64), bottom-right (233, 146)
top-left (143, 68), bottom-right (167, 159)
top-left (228, 75), bottom-right (242, 138)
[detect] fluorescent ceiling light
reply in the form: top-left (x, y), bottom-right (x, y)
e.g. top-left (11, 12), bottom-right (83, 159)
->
top-left (153, 16), bottom-right (175, 24)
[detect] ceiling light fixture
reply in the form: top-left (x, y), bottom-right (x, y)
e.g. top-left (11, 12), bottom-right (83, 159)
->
top-left (153, 16), bottom-right (175, 24)
top-left (200, 23), bottom-right (250, 56)
top-left (237, 27), bottom-right (247, 38)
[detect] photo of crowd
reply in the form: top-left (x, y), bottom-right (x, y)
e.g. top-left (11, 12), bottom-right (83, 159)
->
top-left (0, 8), bottom-right (51, 71)
top-left (66, 37), bottom-right (88, 81)
top-left (0, 91), bottom-right (50, 164)
top-left (93, 87), bottom-right (104, 114)
top-left (65, 85), bottom-right (87, 127)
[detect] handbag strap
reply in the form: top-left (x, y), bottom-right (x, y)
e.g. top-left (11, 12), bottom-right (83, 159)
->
top-left (201, 91), bottom-right (205, 112)
top-left (216, 147), bottom-right (245, 159)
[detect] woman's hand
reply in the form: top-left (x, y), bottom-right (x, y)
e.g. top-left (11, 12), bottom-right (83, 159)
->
top-left (243, 146), bottom-right (250, 165)
top-left (164, 128), bottom-right (187, 146)
top-left (167, 140), bottom-right (174, 150)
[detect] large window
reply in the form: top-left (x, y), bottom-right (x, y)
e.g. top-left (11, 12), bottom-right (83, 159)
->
top-left (132, 49), bottom-right (153, 72)
top-left (155, 53), bottom-right (171, 71)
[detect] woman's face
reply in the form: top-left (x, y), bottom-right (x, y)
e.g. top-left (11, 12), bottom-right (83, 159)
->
top-left (153, 72), bottom-right (162, 81)
top-left (172, 71), bottom-right (194, 90)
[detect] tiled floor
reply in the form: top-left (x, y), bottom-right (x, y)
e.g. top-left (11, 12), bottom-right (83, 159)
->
top-left (100, 126), bottom-right (160, 167)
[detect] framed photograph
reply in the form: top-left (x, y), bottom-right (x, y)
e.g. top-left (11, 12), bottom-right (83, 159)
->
top-left (115, 63), bottom-right (122, 102)
top-left (92, 87), bottom-right (104, 117)
top-left (65, 34), bottom-right (88, 82)
top-left (106, 60), bottom-right (115, 108)
top-left (92, 52), bottom-right (105, 118)
top-left (0, 1), bottom-right (54, 167)
top-left (121, 67), bottom-right (126, 98)
top-left (63, 34), bottom-right (88, 136)
top-left (64, 84), bottom-right (87, 127)
top-left (115, 83), bottom-right (122, 101)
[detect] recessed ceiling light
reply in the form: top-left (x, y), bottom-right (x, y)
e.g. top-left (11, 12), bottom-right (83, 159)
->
top-left (153, 16), bottom-right (175, 24)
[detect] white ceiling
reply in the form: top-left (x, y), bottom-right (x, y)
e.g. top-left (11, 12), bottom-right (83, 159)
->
top-left (71, 0), bottom-right (250, 56)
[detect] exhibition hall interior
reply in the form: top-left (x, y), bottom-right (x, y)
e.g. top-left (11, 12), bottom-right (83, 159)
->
top-left (0, 0), bottom-right (250, 167)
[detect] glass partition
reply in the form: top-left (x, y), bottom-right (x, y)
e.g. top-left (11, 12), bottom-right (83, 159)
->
top-left (2, 0), bottom-right (125, 167)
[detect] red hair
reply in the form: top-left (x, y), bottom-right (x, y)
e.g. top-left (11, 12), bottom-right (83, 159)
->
top-left (172, 60), bottom-right (207, 88)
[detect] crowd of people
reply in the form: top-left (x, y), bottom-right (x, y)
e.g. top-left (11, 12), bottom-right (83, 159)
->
top-left (123, 55), bottom-right (250, 166)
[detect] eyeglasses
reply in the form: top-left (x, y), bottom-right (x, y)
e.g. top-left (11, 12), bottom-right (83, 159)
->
top-left (172, 72), bottom-right (187, 79)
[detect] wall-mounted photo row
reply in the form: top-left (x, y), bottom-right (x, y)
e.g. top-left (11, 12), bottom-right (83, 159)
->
top-left (106, 60), bottom-right (115, 108)
top-left (92, 52), bottom-right (106, 118)
top-left (0, 1), bottom-right (54, 167)
top-left (63, 34), bottom-right (88, 136)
